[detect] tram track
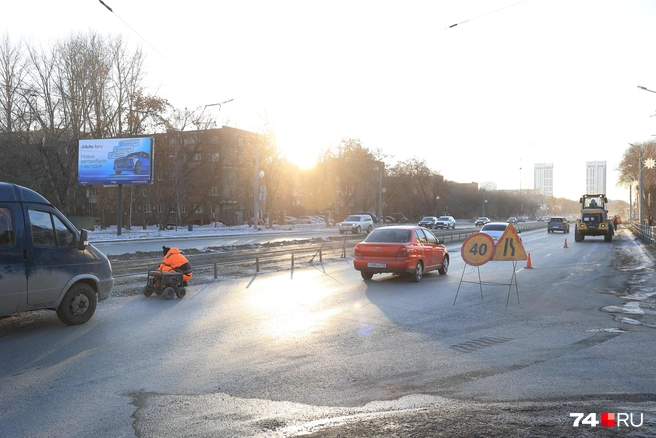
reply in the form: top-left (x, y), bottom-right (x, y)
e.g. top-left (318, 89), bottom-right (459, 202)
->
top-left (108, 223), bottom-right (546, 287)
top-left (109, 235), bottom-right (362, 284)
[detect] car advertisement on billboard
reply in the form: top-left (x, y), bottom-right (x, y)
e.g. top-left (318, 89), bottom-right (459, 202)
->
top-left (78, 137), bottom-right (154, 185)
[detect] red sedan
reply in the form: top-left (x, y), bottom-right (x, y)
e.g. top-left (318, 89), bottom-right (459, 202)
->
top-left (353, 225), bottom-right (449, 282)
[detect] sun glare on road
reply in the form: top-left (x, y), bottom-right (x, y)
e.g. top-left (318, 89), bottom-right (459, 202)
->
top-left (248, 279), bottom-right (337, 340)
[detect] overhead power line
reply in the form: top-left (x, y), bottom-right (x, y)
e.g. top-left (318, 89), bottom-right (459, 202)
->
top-left (446, 0), bottom-right (532, 30)
top-left (96, 0), bottom-right (184, 79)
top-left (98, 0), bottom-right (112, 12)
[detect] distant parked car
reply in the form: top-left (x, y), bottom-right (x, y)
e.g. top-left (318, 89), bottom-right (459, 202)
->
top-left (418, 216), bottom-right (439, 229)
top-left (383, 216), bottom-right (396, 224)
top-left (247, 217), bottom-right (265, 226)
top-left (475, 217), bottom-right (490, 227)
top-left (113, 151), bottom-right (150, 175)
top-left (353, 226), bottom-right (449, 282)
top-left (354, 212), bottom-right (380, 224)
top-left (507, 216), bottom-right (518, 224)
top-left (296, 216), bottom-right (314, 224)
top-left (317, 215), bottom-right (334, 226)
top-left (338, 214), bottom-right (374, 234)
top-left (391, 213), bottom-right (409, 223)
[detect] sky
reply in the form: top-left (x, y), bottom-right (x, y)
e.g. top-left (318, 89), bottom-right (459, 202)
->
top-left (4, 0), bottom-right (656, 202)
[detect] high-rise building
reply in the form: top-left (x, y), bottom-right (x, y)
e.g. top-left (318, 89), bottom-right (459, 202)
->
top-left (586, 161), bottom-right (607, 194)
top-left (534, 163), bottom-right (553, 197)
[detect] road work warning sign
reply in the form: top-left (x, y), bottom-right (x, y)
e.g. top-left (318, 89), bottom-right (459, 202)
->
top-left (491, 224), bottom-right (527, 261)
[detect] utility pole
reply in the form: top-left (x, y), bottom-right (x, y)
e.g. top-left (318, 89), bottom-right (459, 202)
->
top-left (640, 147), bottom-right (644, 225)
top-left (378, 163), bottom-right (383, 221)
top-left (253, 144), bottom-right (259, 227)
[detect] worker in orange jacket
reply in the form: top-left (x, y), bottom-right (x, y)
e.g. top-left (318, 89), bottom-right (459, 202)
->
top-left (158, 246), bottom-right (193, 284)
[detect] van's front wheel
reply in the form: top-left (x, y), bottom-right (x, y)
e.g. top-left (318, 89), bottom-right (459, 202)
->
top-left (56, 283), bottom-right (97, 325)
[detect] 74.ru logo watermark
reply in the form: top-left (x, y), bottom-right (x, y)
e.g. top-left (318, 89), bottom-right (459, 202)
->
top-left (570, 412), bottom-right (643, 428)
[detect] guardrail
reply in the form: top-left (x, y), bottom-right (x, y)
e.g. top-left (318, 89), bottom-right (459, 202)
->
top-left (630, 222), bottom-right (656, 246)
top-left (437, 222), bottom-right (547, 244)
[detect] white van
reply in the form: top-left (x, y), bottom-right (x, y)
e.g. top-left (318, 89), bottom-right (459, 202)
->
top-left (0, 183), bottom-right (113, 325)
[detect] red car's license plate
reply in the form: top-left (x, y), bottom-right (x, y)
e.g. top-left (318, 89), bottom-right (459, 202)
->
top-left (368, 263), bottom-right (386, 268)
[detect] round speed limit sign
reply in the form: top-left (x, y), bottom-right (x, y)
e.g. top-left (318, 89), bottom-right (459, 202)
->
top-left (461, 233), bottom-right (495, 266)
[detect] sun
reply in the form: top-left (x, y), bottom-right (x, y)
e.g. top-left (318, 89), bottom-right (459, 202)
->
top-left (273, 125), bottom-right (320, 170)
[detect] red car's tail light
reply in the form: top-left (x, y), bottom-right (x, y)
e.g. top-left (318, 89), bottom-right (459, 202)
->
top-left (396, 246), bottom-right (408, 258)
top-left (354, 245), bottom-right (362, 257)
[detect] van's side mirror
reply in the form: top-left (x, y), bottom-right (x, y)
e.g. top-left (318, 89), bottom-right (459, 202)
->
top-left (78, 229), bottom-right (88, 250)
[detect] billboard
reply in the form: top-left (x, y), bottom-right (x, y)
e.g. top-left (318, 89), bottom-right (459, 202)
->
top-left (78, 137), bottom-right (154, 185)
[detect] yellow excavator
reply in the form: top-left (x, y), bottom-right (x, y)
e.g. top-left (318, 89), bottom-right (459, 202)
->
top-left (574, 194), bottom-right (613, 242)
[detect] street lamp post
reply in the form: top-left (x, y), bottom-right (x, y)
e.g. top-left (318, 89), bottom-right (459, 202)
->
top-left (640, 148), bottom-right (644, 224)
top-left (630, 183), bottom-right (633, 222)
top-left (630, 142), bottom-right (645, 224)
top-left (377, 163), bottom-right (383, 221)
top-left (519, 166), bottom-right (522, 194)
top-left (251, 145), bottom-right (267, 229)
top-left (634, 86), bottom-right (656, 224)
top-left (253, 144), bottom-right (259, 227)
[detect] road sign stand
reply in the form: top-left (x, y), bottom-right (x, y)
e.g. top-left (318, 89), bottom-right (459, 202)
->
top-left (454, 264), bottom-right (484, 303)
top-left (506, 261), bottom-right (520, 309)
top-left (453, 262), bottom-right (520, 309)
top-left (455, 225), bottom-right (525, 309)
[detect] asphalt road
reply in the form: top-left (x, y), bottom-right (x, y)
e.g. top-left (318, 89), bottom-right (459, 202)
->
top-left (1, 226), bottom-right (655, 437)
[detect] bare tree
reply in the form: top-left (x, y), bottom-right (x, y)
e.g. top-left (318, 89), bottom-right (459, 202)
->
top-left (386, 158), bottom-right (445, 220)
top-left (0, 34), bottom-right (31, 182)
top-left (316, 139), bottom-right (383, 217)
top-left (618, 141), bottom-right (656, 215)
top-left (23, 42), bottom-right (71, 205)
top-left (0, 34), bottom-right (28, 133)
top-left (257, 129), bottom-right (293, 224)
top-left (0, 31), bottom-right (167, 223)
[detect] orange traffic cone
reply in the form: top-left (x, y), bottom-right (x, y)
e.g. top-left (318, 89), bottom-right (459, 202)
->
top-left (525, 253), bottom-right (534, 269)
top-left (563, 238), bottom-right (569, 248)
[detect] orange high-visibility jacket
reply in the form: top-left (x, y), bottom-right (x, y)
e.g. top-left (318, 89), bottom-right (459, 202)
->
top-left (158, 247), bottom-right (193, 281)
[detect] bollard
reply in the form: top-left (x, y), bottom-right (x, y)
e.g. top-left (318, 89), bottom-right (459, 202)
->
top-left (319, 249), bottom-right (322, 262)
top-left (214, 261), bottom-right (217, 279)
top-left (256, 257), bottom-right (260, 272)
top-left (291, 253), bottom-right (294, 268)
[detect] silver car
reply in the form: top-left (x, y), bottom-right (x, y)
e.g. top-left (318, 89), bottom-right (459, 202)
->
top-left (479, 222), bottom-right (522, 243)
top-left (435, 215), bottom-right (456, 229)
top-left (338, 214), bottom-right (374, 234)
